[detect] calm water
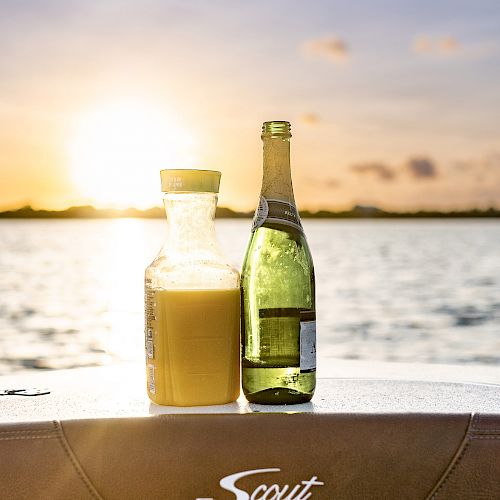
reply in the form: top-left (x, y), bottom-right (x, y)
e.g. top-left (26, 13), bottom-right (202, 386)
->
top-left (0, 219), bottom-right (499, 375)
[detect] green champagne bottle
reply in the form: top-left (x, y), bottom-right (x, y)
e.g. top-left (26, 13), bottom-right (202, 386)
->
top-left (241, 121), bottom-right (316, 404)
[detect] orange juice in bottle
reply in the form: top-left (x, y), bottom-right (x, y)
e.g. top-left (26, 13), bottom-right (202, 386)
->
top-left (144, 170), bottom-right (240, 406)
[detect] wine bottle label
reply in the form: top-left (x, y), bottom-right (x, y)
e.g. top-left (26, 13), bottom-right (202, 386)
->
top-left (252, 196), bottom-right (303, 232)
top-left (252, 196), bottom-right (269, 231)
top-left (253, 308), bottom-right (316, 372)
top-left (300, 310), bottom-right (316, 373)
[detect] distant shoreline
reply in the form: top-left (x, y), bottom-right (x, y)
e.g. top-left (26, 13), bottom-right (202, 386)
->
top-left (0, 205), bottom-right (499, 219)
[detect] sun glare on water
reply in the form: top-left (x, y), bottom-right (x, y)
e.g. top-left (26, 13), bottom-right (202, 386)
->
top-left (68, 99), bottom-right (196, 209)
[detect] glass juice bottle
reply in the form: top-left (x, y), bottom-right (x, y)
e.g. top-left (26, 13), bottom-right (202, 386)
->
top-left (144, 169), bottom-right (240, 406)
top-left (241, 121), bottom-right (316, 404)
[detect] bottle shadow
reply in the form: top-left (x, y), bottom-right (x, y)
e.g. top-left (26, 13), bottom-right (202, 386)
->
top-left (149, 401), bottom-right (244, 415)
top-left (243, 401), bottom-right (315, 414)
top-left (148, 397), bottom-right (315, 415)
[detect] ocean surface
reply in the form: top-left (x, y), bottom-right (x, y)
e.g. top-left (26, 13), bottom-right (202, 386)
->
top-left (0, 219), bottom-right (499, 375)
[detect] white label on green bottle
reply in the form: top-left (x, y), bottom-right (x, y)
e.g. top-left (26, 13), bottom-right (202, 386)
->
top-left (300, 320), bottom-right (316, 372)
top-left (252, 196), bottom-right (303, 233)
top-left (252, 196), bottom-right (269, 231)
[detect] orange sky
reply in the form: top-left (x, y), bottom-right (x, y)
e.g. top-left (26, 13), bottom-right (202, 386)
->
top-left (1, 1), bottom-right (499, 212)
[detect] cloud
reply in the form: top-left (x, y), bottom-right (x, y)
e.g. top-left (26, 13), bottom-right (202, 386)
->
top-left (351, 162), bottom-right (395, 181)
top-left (300, 112), bottom-right (320, 125)
top-left (406, 157), bottom-right (437, 178)
top-left (301, 36), bottom-right (349, 63)
top-left (413, 35), bottom-right (461, 55)
top-left (350, 157), bottom-right (439, 181)
top-left (414, 36), bottom-right (433, 54)
top-left (439, 36), bottom-right (460, 53)
top-left (306, 177), bottom-right (340, 189)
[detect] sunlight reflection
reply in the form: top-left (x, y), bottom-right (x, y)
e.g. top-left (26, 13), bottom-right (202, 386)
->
top-left (99, 218), bottom-right (159, 362)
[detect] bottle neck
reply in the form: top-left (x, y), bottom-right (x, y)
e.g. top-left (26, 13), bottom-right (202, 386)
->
top-left (260, 136), bottom-right (295, 205)
top-left (162, 192), bottom-right (218, 254)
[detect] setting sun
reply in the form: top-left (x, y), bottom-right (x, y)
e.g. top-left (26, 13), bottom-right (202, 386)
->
top-left (68, 99), bottom-right (196, 209)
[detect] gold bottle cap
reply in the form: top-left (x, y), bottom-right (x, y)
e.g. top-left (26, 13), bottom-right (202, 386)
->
top-left (262, 121), bottom-right (292, 138)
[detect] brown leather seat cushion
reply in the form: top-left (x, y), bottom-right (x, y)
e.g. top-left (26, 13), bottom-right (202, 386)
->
top-left (0, 413), bottom-right (499, 499)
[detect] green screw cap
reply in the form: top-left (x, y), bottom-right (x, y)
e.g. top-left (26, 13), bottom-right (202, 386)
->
top-left (160, 169), bottom-right (221, 193)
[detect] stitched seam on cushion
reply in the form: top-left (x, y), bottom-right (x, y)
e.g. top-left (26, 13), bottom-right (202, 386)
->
top-left (425, 413), bottom-right (474, 499)
top-left (0, 430), bottom-right (58, 435)
top-left (471, 413), bottom-right (500, 434)
top-left (470, 413), bottom-right (500, 433)
top-left (470, 436), bottom-right (500, 440)
top-left (430, 442), bottom-right (471, 499)
top-left (0, 436), bottom-right (56, 440)
top-left (54, 421), bottom-right (103, 500)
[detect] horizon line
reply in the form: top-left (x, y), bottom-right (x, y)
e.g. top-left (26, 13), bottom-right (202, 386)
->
top-left (0, 204), bottom-right (499, 219)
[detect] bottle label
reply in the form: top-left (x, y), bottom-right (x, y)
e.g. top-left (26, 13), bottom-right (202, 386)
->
top-left (252, 196), bottom-right (303, 232)
top-left (145, 286), bottom-right (156, 393)
top-left (147, 363), bottom-right (156, 394)
top-left (257, 308), bottom-right (301, 366)
top-left (145, 287), bottom-right (156, 360)
top-left (251, 196), bottom-right (269, 231)
top-left (300, 311), bottom-right (316, 372)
